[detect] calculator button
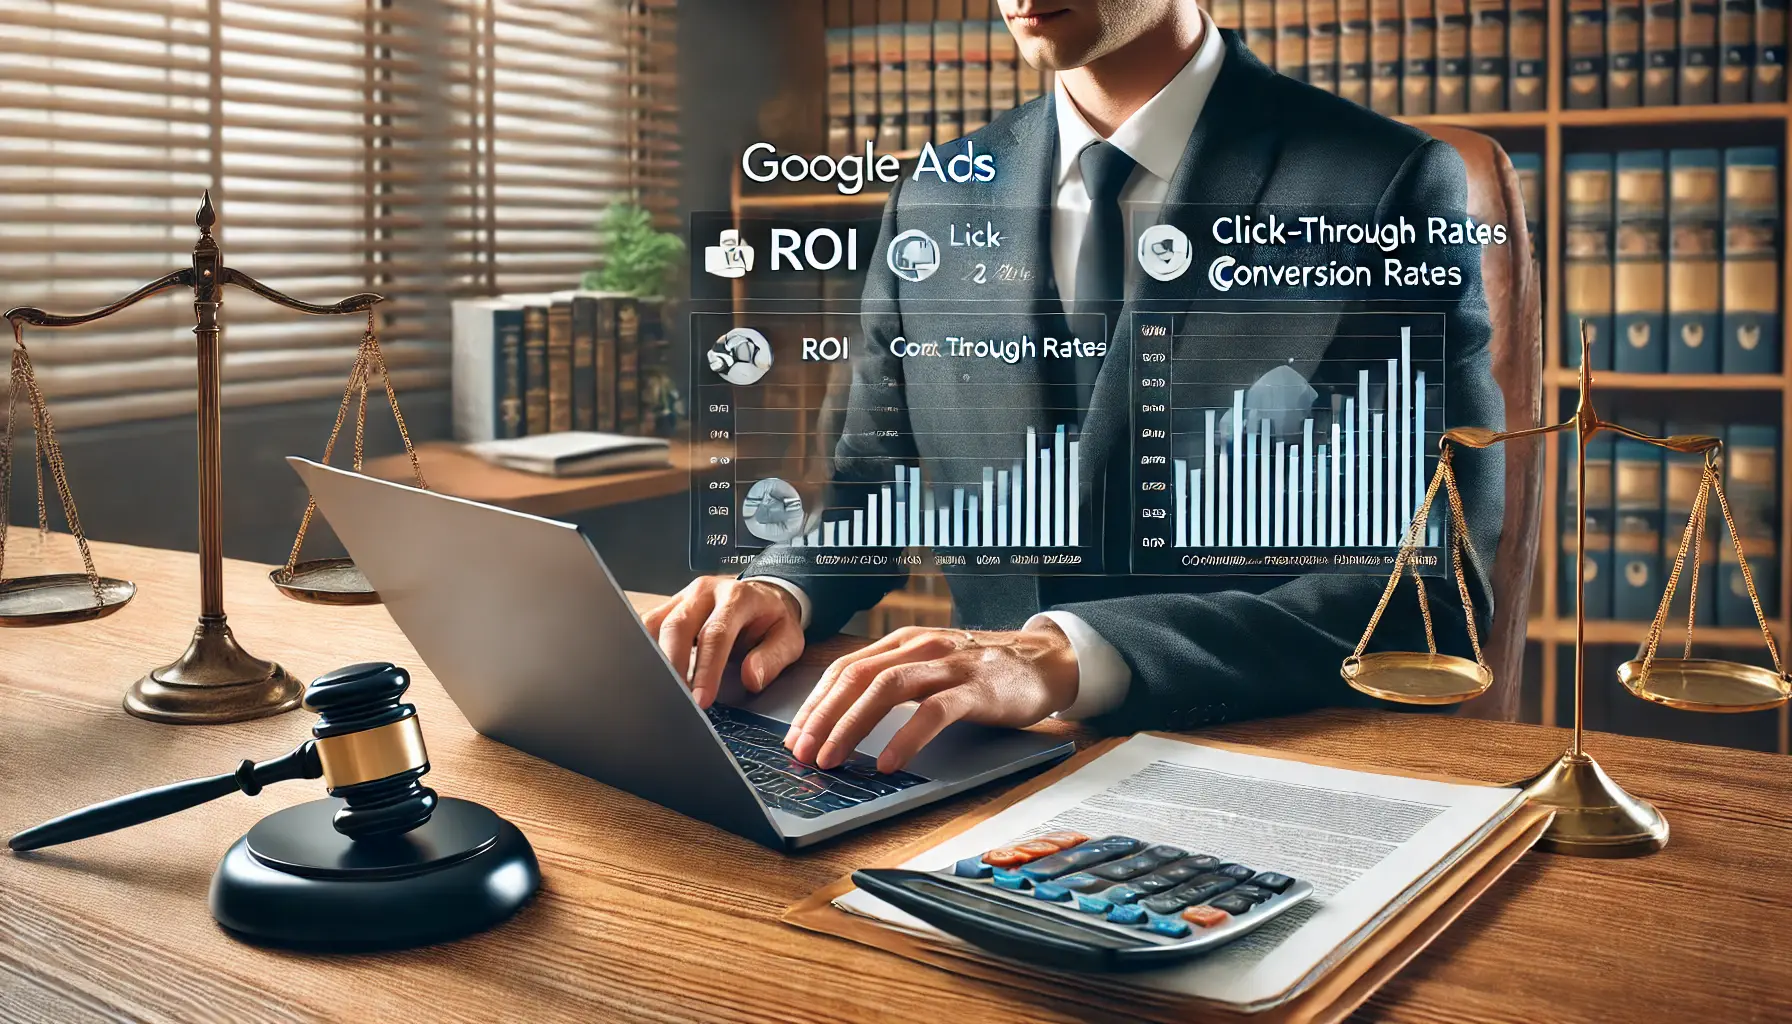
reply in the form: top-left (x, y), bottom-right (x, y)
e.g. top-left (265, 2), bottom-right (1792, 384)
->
top-left (1207, 893), bottom-right (1257, 915)
top-left (1034, 831), bottom-right (1091, 849)
top-left (1075, 894), bottom-right (1114, 915)
top-left (1053, 873), bottom-right (1110, 893)
top-left (1019, 837), bottom-right (1141, 880)
top-left (1145, 915), bottom-right (1192, 939)
top-left (1151, 860), bottom-right (1214, 885)
top-left (953, 857), bottom-right (993, 879)
top-left (1229, 885), bottom-right (1274, 904)
top-left (1014, 840), bottom-right (1063, 858)
top-left (1106, 904), bottom-right (1147, 926)
top-left (1182, 905), bottom-right (1230, 928)
top-left (1125, 872), bottom-right (1183, 896)
top-left (992, 869), bottom-right (1031, 891)
top-left (1088, 845), bottom-right (1187, 881)
top-left (1139, 877), bottom-right (1236, 915)
top-left (1179, 855), bottom-right (1221, 873)
top-left (1032, 883), bottom-right (1073, 903)
top-left (1250, 872), bottom-right (1294, 893)
top-left (982, 848), bottom-right (1034, 867)
top-left (1101, 886), bottom-right (1145, 905)
top-left (1216, 863), bottom-right (1256, 881)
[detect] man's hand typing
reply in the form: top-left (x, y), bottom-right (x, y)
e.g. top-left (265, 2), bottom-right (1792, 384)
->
top-left (643, 576), bottom-right (806, 710)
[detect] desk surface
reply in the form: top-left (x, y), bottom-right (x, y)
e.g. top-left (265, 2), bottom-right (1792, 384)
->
top-left (3, 540), bottom-right (1789, 1024)
top-left (363, 440), bottom-right (720, 517)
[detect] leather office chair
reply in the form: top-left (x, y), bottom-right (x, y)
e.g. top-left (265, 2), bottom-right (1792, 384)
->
top-left (1424, 125), bottom-right (1545, 723)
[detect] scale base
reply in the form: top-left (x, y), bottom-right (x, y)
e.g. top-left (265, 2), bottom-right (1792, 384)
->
top-left (1514, 750), bottom-right (1668, 858)
top-left (210, 797), bottom-right (540, 950)
top-left (124, 617), bottom-right (303, 724)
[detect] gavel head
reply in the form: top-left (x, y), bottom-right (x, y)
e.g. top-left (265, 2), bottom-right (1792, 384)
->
top-left (303, 662), bottom-right (437, 841)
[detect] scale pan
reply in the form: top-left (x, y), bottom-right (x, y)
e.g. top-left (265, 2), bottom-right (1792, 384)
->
top-left (1617, 658), bottom-right (1791, 713)
top-left (0, 574), bottom-right (135, 627)
top-left (1341, 651), bottom-right (1492, 705)
top-left (270, 557), bottom-right (380, 606)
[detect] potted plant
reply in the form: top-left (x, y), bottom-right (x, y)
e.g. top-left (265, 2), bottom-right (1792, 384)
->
top-left (583, 202), bottom-right (686, 437)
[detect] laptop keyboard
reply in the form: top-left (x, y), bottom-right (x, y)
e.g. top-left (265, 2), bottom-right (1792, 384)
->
top-left (705, 704), bottom-right (930, 819)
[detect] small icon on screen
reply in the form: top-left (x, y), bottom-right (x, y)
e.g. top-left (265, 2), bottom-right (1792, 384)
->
top-left (705, 228), bottom-right (755, 279)
top-left (1137, 223), bottom-right (1193, 282)
top-left (742, 477), bottom-right (806, 542)
top-left (708, 327), bottom-right (773, 385)
top-left (886, 229), bottom-right (941, 283)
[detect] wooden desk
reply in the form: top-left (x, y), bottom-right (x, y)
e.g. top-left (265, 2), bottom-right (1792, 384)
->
top-left (4, 540), bottom-right (1790, 1023)
top-left (363, 440), bottom-right (721, 518)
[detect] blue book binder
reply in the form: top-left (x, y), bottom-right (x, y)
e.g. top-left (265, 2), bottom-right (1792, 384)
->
top-left (1613, 422), bottom-right (1664, 621)
top-left (1562, 431), bottom-right (1617, 619)
top-left (1667, 149), bottom-right (1723, 373)
top-left (1564, 153), bottom-right (1615, 370)
top-left (1614, 151), bottom-right (1668, 373)
top-left (1721, 146), bottom-right (1781, 374)
top-left (1719, 424), bottom-right (1780, 624)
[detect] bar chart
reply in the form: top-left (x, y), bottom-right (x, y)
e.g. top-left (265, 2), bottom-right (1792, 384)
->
top-left (1133, 311), bottom-right (1449, 575)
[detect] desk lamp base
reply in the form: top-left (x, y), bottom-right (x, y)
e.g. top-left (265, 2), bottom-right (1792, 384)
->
top-left (210, 797), bottom-right (540, 950)
top-left (1515, 751), bottom-right (1668, 858)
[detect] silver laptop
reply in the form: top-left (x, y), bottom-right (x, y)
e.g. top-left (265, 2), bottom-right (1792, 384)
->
top-left (290, 458), bottom-right (1074, 850)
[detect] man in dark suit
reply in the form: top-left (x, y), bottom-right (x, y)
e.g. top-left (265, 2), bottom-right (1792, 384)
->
top-left (647, 0), bottom-right (1505, 773)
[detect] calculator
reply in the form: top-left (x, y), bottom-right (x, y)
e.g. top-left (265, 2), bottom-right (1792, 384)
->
top-left (851, 831), bottom-right (1314, 972)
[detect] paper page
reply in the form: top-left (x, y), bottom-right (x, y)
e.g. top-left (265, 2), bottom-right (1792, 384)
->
top-left (834, 735), bottom-right (1520, 1009)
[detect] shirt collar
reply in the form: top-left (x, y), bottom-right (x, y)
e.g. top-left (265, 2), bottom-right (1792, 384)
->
top-left (1052, 9), bottom-right (1225, 186)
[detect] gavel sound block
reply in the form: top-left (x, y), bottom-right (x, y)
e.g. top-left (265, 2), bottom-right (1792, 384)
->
top-left (9, 662), bottom-right (541, 951)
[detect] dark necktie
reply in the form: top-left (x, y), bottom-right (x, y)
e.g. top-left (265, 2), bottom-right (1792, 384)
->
top-left (1066, 141), bottom-right (1137, 412)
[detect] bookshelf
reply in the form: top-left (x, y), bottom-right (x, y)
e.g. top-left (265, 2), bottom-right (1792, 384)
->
top-left (730, 0), bottom-right (1790, 754)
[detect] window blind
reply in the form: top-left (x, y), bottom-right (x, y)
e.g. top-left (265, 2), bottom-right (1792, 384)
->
top-left (0, 0), bottom-right (678, 430)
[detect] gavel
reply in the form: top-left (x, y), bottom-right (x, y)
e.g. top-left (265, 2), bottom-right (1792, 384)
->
top-left (9, 662), bottom-right (435, 852)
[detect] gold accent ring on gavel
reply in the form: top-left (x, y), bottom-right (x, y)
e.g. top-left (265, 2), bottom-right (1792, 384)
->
top-left (313, 717), bottom-right (429, 789)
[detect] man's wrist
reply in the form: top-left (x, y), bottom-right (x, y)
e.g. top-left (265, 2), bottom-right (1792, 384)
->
top-left (1023, 618), bottom-right (1082, 716)
top-left (743, 577), bottom-right (806, 627)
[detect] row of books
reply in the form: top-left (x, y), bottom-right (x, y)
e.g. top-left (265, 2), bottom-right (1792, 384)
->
top-left (1563, 422), bottom-right (1781, 623)
top-left (824, 0), bottom-right (1051, 155)
top-left (1565, 0), bottom-right (1788, 108)
top-left (1223, 0), bottom-right (1546, 112)
top-left (450, 291), bottom-right (669, 443)
top-left (1564, 147), bottom-right (1780, 372)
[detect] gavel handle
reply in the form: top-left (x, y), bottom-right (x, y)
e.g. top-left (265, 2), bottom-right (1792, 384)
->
top-left (8, 742), bottom-right (321, 853)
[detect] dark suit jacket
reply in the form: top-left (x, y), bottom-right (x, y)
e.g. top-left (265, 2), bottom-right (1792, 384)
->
top-left (746, 31), bottom-right (1505, 733)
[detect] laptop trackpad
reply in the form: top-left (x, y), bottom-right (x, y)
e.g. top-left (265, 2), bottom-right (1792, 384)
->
top-left (715, 661), bottom-right (914, 758)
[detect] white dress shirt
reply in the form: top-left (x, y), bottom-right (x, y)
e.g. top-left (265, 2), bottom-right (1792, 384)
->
top-left (761, 14), bottom-right (1226, 720)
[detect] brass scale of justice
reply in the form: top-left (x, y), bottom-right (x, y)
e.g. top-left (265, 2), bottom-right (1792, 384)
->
top-left (0, 192), bottom-right (426, 724)
top-left (1343, 323), bottom-right (1790, 856)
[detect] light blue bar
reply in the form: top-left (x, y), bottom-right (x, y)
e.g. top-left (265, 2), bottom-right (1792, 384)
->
top-left (1024, 427), bottom-right (1037, 547)
top-left (1231, 389), bottom-right (1244, 545)
top-left (982, 467), bottom-right (995, 547)
top-left (1258, 420), bottom-right (1270, 546)
top-left (1011, 461), bottom-right (1023, 547)
top-left (1372, 412), bottom-right (1385, 546)
top-left (909, 467), bottom-right (922, 545)
top-left (1287, 446), bottom-right (1299, 547)
top-left (1175, 458), bottom-right (1189, 547)
top-left (878, 489), bottom-right (890, 548)
top-left (1245, 427), bottom-right (1258, 547)
top-left (1217, 455), bottom-right (1229, 544)
top-left (1414, 368), bottom-right (1427, 532)
top-left (1069, 440), bottom-right (1080, 546)
top-left (853, 510), bottom-right (864, 547)
top-left (1191, 468), bottom-right (1203, 548)
top-left (1357, 371), bottom-right (1369, 544)
top-left (1330, 422), bottom-right (1342, 546)
top-left (968, 494), bottom-right (979, 548)
top-left (953, 487), bottom-right (965, 548)
top-left (923, 487), bottom-right (936, 547)
top-left (1386, 358), bottom-right (1399, 545)
top-left (1302, 419), bottom-right (1314, 546)
top-left (893, 470), bottom-right (906, 547)
top-left (1274, 440), bottom-right (1286, 546)
top-left (1400, 328), bottom-right (1412, 534)
top-left (1039, 449), bottom-right (1052, 546)
top-left (1054, 426), bottom-right (1067, 547)
top-left (1317, 446), bottom-right (1328, 547)
top-left (1343, 399), bottom-right (1355, 546)
top-left (997, 470), bottom-right (1009, 547)
top-left (1204, 408), bottom-right (1217, 547)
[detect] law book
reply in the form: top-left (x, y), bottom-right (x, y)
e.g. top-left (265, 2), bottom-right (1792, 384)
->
top-left (616, 298), bottom-right (641, 436)
top-left (1562, 431), bottom-right (1616, 620)
top-left (1613, 424), bottom-right (1665, 621)
top-left (1309, 0), bottom-right (1343, 90)
top-left (1339, 0), bottom-right (1374, 103)
top-left (852, 0), bottom-right (881, 148)
top-left (988, 5), bottom-right (1019, 115)
top-left (960, 12), bottom-right (990, 132)
top-left (1608, 0), bottom-right (1646, 104)
top-left (571, 294), bottom-right (597, 431)
top-left (1614, 150), bottom-right (1668, 373)
top-left (450, 298), bottom-right (524, 443)
top-left (1643, 0), bottom-right (1681, 104)
top-left (1667, 149), bottom-right (1722, 373)
top-left (1509, 0), bottom-right (1548, 107)
top-left (932, 0), bottom-right (964, 142)
top-left (1371, 0), bottom-right (1405, 111)
top-left (1663, 421), bottom-right (1719, 626)
top-left (1567, 0), bottom-right (1608, 106)
top-left (1399, 0), bottom-right (1437, 111)
top-left (1510, 152), bottom-right (1544, 261)
top-left (1757, 0), bottom-right (1787, 97)
top-left (878, 0), bottom-right (908, 151)
top-left (1246, 0), bottom-right (1280, 68)
top-left (1432, 0), bottom-right (1470, 108)
top-left (1468, 0), bottom-right (1508, 109)
top-left (1564, 153), bottom-right (1616, 370)
top-left (546, 296), bottom-right (575, 433)
top-left (826, 0), bottom-right (854, 155)
top-left (594, 295), bottom-right (618, 433)
top-left (521, 297), bottom-right (551, 437)
top-left (1278, 0), bottom-right (1314, 80)
top-left (1719, 0), bottom-right (1758, 100)
top-left (635, 300), bottom-right (669, 436)
top-left (1721, 146), bottom-right (1781, 374)
top-left (1681, 0), bottom-right (1721, 102)
top-left (905, 2), bottom-right (936, 150)
top-left (1718, 424), bottom-right (1779, 625)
